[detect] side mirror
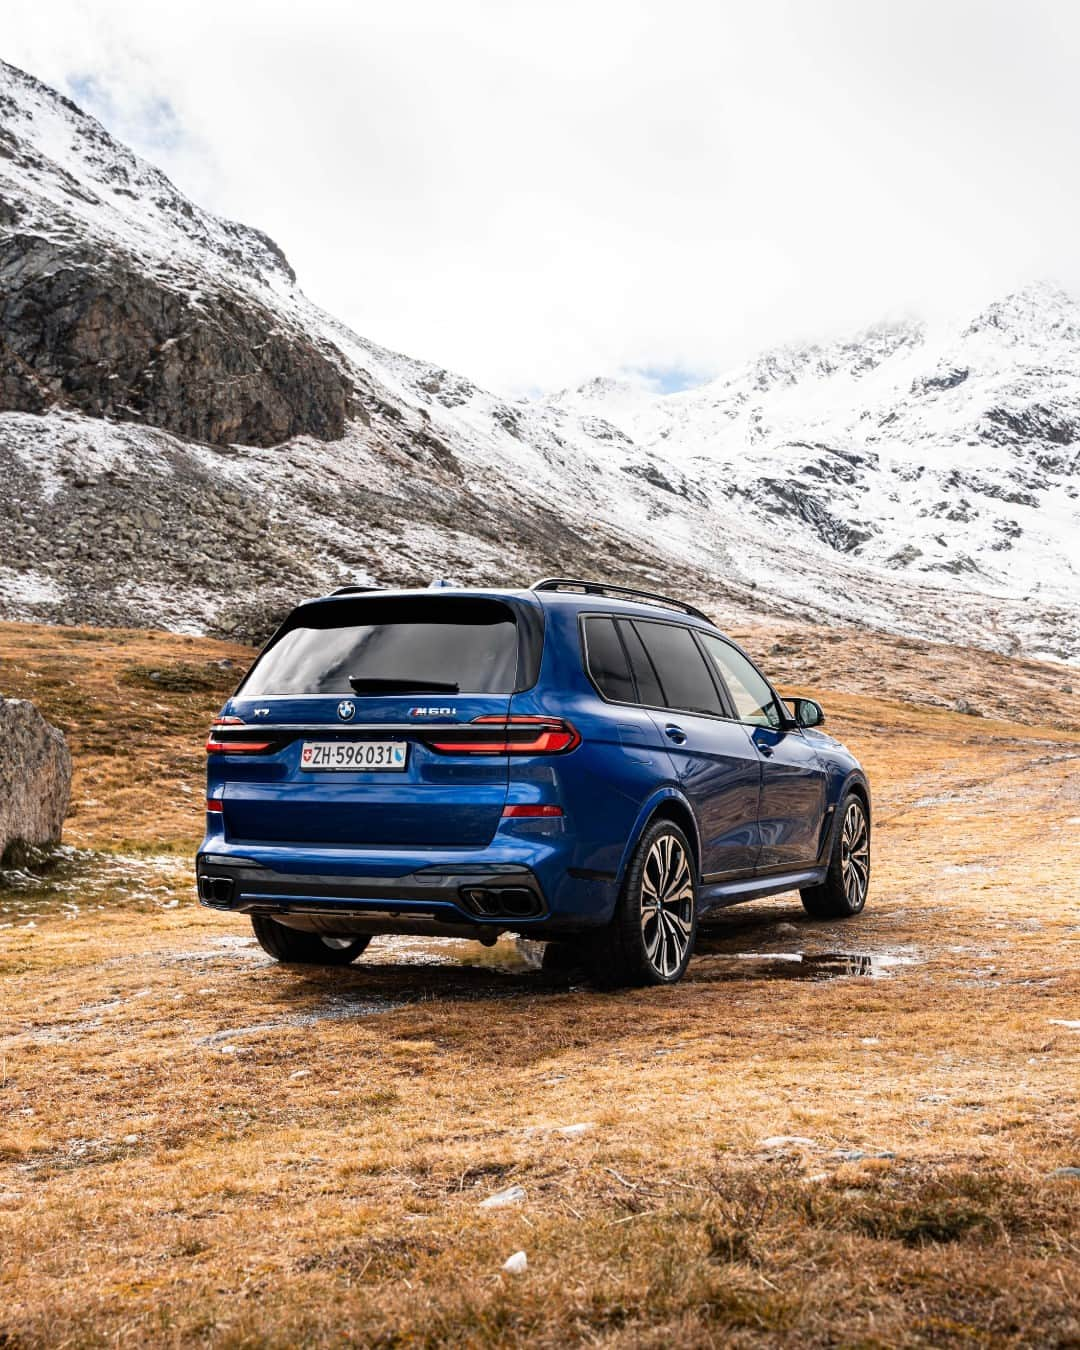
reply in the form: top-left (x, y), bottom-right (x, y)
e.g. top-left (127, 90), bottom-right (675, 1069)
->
top-left (788, 697), bottom-right (825, 728)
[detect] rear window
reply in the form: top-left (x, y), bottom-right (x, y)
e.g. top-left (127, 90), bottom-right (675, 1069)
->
top-left (240, 597), bottom-right (522, 696)
top-left (633, 621), bottom-right (724, 716)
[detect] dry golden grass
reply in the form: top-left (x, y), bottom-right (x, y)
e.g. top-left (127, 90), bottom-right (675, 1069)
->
top-left (1, 620), bottom-right (1078, 1347)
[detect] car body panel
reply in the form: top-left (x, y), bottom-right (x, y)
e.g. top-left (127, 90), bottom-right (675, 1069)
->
top-left (198, 584), bottom-right (871, 940)
top-left (644, 710), bottom-right (762, 877)
top-left (747, 723), bottom-right (828, 869)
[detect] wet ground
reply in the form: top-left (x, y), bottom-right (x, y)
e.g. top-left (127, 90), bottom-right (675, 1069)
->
top-left (2, 632), bottom-right (1079, 1346)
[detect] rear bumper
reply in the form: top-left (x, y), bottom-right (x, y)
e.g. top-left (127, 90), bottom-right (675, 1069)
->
top-left (195, 836), bottom-right (617, 935)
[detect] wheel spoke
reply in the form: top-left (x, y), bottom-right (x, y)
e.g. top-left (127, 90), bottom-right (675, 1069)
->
top-left (662, 859), bottom-right (690, 902)
top-left (662, 914), bottom-right (680, 975)
top-left (644, 849), bottom-right (664, 896)
top-left (665, 907), bottom-right (692, 939)
top-left (641, 909), bottom-right (662, 960)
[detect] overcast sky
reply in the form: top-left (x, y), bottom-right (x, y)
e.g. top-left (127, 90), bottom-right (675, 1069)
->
top-left (6, 0), bottom-right (1079, 394)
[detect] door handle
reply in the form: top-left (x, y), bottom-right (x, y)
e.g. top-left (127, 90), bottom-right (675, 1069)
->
top-left (664, 724), bottom-right (687, 745)
top-left (758, 743), bottom-right (774, 758)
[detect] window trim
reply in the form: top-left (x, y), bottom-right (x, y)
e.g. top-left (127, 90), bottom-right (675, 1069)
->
top-left (581, 611), bottom-right (747, 724)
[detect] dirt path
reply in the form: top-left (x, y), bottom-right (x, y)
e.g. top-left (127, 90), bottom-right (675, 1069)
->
top-left (1, 624), bottom-right (1078, 1346)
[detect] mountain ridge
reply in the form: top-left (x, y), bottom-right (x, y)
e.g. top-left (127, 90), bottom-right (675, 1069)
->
top-left (0, 59), bottom-right (1076, 660)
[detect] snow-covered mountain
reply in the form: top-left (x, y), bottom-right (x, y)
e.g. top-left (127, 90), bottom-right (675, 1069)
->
top-left (0, 59), bottom-right (1077, 659)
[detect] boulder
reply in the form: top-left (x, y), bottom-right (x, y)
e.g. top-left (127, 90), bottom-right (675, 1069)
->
top-left (0, 696), bottom-right (72, 863)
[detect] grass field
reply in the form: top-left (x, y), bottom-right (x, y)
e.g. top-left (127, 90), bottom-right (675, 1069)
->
top-left (1, 620), bottom-right (1078, 1347)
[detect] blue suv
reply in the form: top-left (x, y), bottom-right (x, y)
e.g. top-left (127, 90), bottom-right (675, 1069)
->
top-left (197, 579), bottom-right (871, 986)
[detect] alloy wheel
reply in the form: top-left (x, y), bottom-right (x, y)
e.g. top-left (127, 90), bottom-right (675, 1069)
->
top-left (640, 833), bottom-right (695, 978)
top-left (840, 800), bottom-right (870, 909)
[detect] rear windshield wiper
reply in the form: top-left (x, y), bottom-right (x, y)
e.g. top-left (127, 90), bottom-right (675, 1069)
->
top-left (347, 677), bottom-right (461, 694)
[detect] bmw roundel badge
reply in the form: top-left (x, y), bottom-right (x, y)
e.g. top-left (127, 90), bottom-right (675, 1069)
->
top-left (337, 700), bottom-right (356, 722)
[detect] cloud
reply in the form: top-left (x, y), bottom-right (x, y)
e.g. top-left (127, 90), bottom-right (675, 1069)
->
top-left (5, 0), bottom-right (1080, 394)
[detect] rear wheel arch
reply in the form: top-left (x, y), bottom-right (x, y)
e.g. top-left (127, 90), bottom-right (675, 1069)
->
top-left (622, 793), bottom-right (702, 886)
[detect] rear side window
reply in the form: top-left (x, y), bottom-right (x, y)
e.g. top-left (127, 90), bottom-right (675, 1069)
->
top-left (583, 617), bottom-right (635, 702)
top-left (240, 597), bottom-right (521, 696)
top-left (617, 620), bottom-right (665, 707)
top-left (633, 621), bottom-right (724, 716)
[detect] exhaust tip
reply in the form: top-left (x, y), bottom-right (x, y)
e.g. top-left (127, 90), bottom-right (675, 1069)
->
top-left (198, 875), bottom-right (236, 907)
top-left (459, 885), bottom-right (543, 920)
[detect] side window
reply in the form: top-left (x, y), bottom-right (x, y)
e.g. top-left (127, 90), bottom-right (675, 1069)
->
top-left (633, 621), bottom-right (724, 717)
top-left (616, 620), bottom-right (665, 707)
top-left (582, 617), bottom-right (635, 702)
top-left (700, 636), bottom-right (781, 728)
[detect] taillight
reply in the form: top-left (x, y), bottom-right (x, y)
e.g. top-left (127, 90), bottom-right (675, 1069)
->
top-left (205, 715), bottom-right (271, 754)
top-left (206, 799), bottom-right (223, 813)
top-left (429, 716), bottom-right (581, 755)
top-left (205, 737), bottom-right (272, 753)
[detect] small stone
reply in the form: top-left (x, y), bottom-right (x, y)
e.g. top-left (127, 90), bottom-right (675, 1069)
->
top-left (557, 1123), bottom-right (594, 1139)
top-left (502, 1250), bottom-right (528, 1274)
top-left (122, 1134), bottom-right (139, 1144)
top-left (289, 1069), bottom-right (312, 1080)
top-left (758, 1135), bottom-right (818, 1150)
top-left (1050, 1166), bottom-right (1080, 1177)
top-left (480, 1184), bottom-right (526, 1209)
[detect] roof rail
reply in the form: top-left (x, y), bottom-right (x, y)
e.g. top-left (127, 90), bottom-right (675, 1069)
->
top-left (330, 585), bottom-right (385, 597)
top-left (531, 578), bottom-right (713, 625)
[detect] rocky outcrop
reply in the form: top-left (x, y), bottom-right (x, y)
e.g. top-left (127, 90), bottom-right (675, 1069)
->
top-left (0, 234), bottom-right (354, 447)
top-left (0, 696), bottom-right (72, 862)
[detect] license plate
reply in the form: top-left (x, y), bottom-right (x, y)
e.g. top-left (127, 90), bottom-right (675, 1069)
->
top-left (300, 741), bottom-right (408, 771)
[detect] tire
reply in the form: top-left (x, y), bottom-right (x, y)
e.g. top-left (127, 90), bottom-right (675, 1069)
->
top-left (588, 819), bottom-right (698, 988)
top-left (801, 793), bottom-right (870, 919)
top-left (250, 915), bottom-right (371, 966)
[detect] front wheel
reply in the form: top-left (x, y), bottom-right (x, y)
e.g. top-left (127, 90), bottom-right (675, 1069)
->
top-left (251, 915), bottom-right (371, 965)
top-left (801, 793), bottom-right (870, 918)
top-left (588, 820), bottom-right (698, 988)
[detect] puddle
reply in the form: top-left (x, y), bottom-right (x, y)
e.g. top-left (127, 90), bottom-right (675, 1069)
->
top-left (690, 951), bottom-right (917, 982)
